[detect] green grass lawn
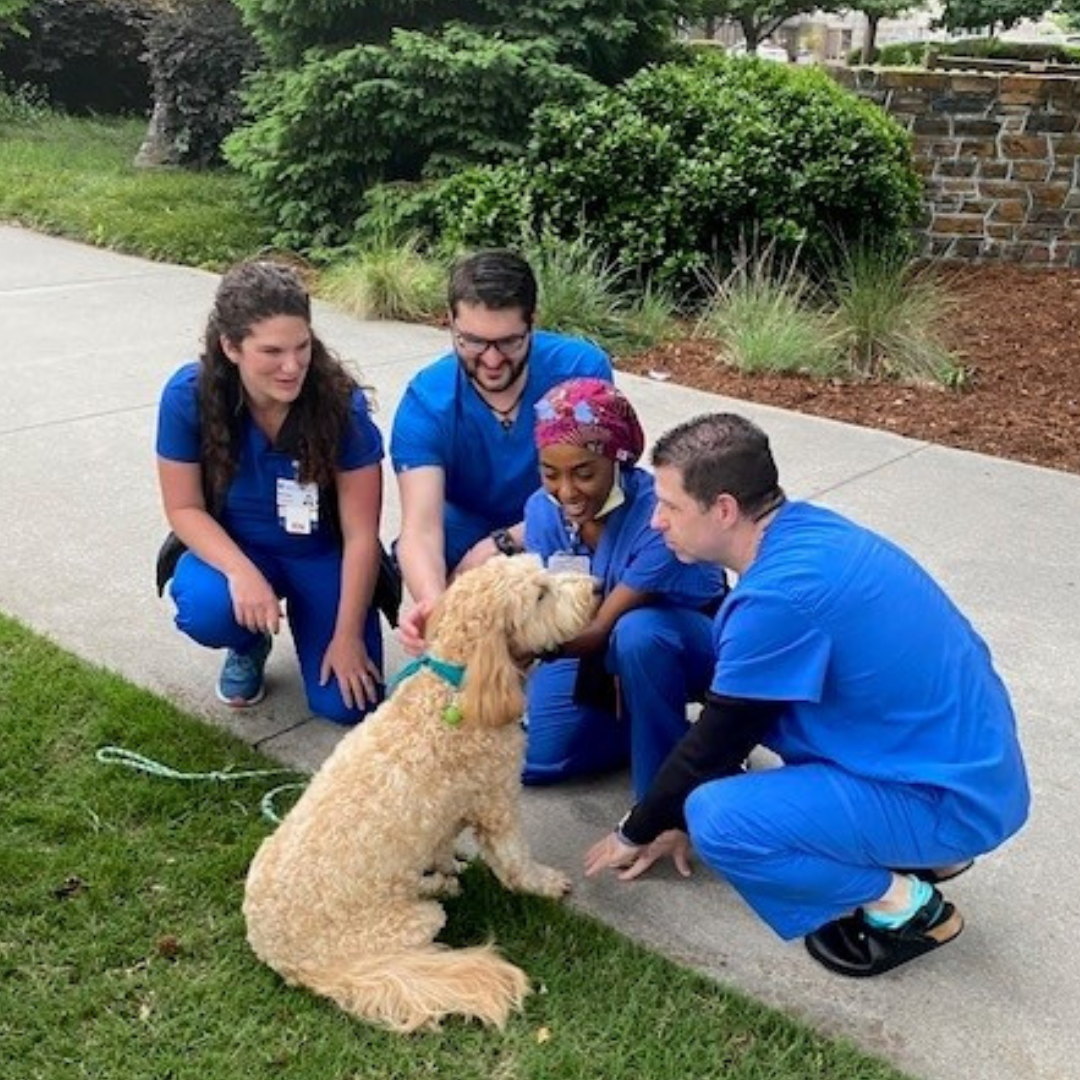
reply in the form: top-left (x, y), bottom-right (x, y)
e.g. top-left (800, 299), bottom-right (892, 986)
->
top-left (0, 112), bottom-right (268, 268)
top-left (0, 612), bottom-right (914, 1080)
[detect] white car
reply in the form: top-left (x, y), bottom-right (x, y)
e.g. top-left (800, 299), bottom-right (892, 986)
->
top-left (728, 40), bottom-right (790, 62)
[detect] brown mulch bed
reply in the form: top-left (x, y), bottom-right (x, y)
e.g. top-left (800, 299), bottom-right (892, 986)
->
top-left (620, 265), bottom-right (1080, 476)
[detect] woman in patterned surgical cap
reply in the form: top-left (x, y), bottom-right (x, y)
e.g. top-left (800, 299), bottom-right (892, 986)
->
top-left (521, 378), bottom-right (728, 796)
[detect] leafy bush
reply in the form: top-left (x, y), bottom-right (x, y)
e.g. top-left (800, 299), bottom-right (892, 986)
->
top-left (0, 73), bottom-right (50, 122)
top-left (225, 24), bottom-right (599, 249)
top-left (0, 0), bottom-right (158, 114)
top-left (852, 41), bottom-right (932, 66)
top-left (143, 0), bottom-right (258, 168)
top-left (422, 53), bottom-right (921, 293)
top-left (0, 0), bottom-right (31, 41)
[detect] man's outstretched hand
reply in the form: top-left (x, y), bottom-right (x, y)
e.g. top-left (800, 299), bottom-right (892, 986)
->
top-left (584, 829), bottom-right (693, 881)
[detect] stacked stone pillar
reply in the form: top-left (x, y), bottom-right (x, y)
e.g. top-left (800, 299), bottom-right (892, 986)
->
top-left (830, 66), bottom-right (1080, 267)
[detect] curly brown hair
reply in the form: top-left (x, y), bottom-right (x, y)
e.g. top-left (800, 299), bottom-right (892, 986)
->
top-left (198, 261), bottom-right (365, 507)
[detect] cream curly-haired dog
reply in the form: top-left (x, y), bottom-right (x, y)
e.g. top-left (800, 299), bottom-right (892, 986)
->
top-left (243, 554), bottom-right (596, 1033)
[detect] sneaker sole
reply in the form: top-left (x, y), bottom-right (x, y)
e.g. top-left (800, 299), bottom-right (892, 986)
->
top-left (215, 685), bottom-right (267, 708)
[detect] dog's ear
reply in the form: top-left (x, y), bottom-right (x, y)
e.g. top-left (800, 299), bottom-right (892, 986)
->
top-left (459, 624), bottom-right (525, 729)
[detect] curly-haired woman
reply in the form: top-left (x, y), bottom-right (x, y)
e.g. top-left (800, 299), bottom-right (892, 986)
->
top-left (155, 260), bottom-right (384, 722)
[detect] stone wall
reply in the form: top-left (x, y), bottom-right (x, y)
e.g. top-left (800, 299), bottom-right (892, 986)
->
top-left (829, 66), bottom-right (1080, 267)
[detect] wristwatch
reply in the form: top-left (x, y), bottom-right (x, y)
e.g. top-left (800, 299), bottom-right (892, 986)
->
top-left (490, 527), bottom-right (520, 556)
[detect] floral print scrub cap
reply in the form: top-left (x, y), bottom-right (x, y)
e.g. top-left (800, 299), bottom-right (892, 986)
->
top-left (533, 378), bottom-right (645, 465)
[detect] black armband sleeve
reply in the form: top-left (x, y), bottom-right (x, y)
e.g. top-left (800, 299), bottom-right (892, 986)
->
top-left (620, 692), bottom-right (784, 846)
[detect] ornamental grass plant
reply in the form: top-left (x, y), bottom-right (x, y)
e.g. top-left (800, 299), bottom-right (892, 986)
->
top-left (318, 234), bottom-right (447, 322)
top-left (695, 245), bottom-right (842, 377)
top-left (827, 243), bottom-right (966, 386)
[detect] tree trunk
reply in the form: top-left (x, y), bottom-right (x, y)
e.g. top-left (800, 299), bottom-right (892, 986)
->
top-left (861, 13), bottom-right (881, 64)
top-left (134, 97), bottom-right (180, 169)
top-left (740, 16), bottom-right (761, 53)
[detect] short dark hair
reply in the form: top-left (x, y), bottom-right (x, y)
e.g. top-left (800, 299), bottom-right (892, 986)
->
top-left (448, 249), bottom-right (538, 320)
top-left (651, 413), bottom-right (784, 516)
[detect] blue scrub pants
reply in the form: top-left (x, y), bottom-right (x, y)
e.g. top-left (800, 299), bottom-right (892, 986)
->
top-left (523, 607), bottom-right (715, 796)
top-left (171, 547), bottom-right (383, 724)
top-left (685, 763), bottom-right (982, 940)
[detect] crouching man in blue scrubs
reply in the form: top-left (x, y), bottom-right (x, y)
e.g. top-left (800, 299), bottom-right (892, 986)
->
top-left (585, 412), bottom-right (1030, 978)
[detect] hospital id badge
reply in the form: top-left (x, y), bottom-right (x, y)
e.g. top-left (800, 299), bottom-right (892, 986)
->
top-left (277, 476), bottom-right (319, 535)
top-left (547, 552), bottom-right (591, 575)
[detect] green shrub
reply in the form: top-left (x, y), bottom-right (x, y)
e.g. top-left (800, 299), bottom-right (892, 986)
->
top-left (851, 41), bottom-right (932, 66)
top-left (424, 53), bottom-right (921, 293)
top-left (225, 24), bottom-right (599, 249)
top-left (0, 0), bottom-right (31, 41)
top-left (0, 0), bottom-right (157, 114)
top-left (853, 37), bottom-right (1080, 67)
top-left (142, 0), bottom-right (259, 168)
top-left (0, 73), bottom-right (50, 122)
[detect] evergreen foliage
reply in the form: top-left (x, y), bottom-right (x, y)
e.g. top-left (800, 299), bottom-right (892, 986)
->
top-left (224, 24), bottom-right (599, 248)
top-left (0, 0), bottom-right (30, 43)
top-left (232, 0), bottom-right (680, 82)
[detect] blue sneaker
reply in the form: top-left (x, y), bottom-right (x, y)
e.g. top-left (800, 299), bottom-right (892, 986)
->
top-left (216, 634), bottom-right (272, 707)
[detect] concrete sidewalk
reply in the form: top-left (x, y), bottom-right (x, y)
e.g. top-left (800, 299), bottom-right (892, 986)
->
top-left (1, 224), bottom-right (1074, 1080)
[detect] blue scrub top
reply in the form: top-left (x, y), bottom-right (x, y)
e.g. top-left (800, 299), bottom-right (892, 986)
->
top-left (390, 331), bottom-right (611, 529)
top-left (156, 362), bottom-right (383, 556)
top-left (524, 466), bottom-right (725, 608)
top-left (711, 500), bottom-right (1029, 850)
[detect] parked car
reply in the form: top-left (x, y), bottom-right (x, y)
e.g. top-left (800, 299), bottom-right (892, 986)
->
top-left (728, 39), bottom-right (790, 62)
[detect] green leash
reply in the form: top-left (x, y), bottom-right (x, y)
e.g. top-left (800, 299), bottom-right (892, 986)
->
top-left (95, 745), bottom-right (307, 824)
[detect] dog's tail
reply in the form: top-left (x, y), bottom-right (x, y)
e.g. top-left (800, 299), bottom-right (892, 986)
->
top-left (290, 944), bottom-right (530, 1032)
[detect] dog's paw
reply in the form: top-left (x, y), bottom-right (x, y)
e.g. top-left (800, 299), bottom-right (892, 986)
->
top-left (523, 863), bottom-right (572, 899)
top-left (419, 870), bottom-right (462, 898)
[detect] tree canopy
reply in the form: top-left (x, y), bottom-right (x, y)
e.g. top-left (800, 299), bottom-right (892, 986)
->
top-left (936, 0), bottom-right (1054, 33)
top-left (682, 0), bottom-right (840, 50)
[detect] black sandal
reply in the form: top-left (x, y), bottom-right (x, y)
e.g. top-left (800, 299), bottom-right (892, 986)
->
top-left (804, 887), bottom-right (964, 978)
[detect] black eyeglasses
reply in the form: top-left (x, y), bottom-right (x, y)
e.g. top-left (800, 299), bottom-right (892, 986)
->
top-left (452, 323), bottom-right (532, 359)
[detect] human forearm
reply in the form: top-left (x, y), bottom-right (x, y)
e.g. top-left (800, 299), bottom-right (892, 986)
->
top-left (620, 694), bottom-right (783, 845)
top-left (560, 584), bottom-right (645, 657)
top-left (397, 528), bottom-right (447, 606)
top-left (166, 506), bottom-right (256, 579)
top-left (333, 533), bottom-right (379, 638)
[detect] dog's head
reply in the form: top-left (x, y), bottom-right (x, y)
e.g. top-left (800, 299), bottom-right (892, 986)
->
top-left (426, 554), bottom-right (596, 729)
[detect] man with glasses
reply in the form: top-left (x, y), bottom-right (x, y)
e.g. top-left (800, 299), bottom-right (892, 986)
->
top-left (391, 249), bottom-right (612, 652)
